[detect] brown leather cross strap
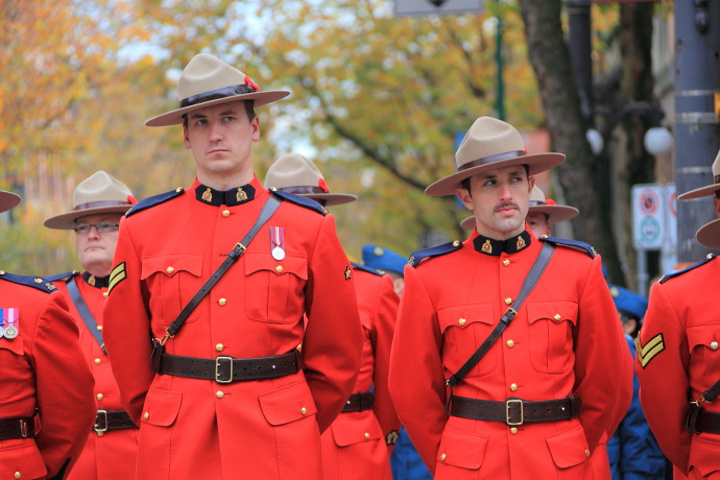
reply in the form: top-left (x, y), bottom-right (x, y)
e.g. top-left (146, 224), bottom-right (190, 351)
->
top-left (686, 405), bottom-right (720, 434)
top-left (448, 395), bottom-right (581, 426)
top-left (0, 416), bottom-right (35, 440)
top-left (341, 392), bottom-right (375, 412)
top-left (157, 349), bottom-right (301, 384)
top-left (93, 410), bottom-right (138, 433)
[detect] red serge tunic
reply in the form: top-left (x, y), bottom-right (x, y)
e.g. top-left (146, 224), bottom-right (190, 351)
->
top-left (102, 176), bottom-right (362, 480)
top-left (53, 273), bottom-right (139, 480)
top-left (0, 274), bottom-right (95, 480)
top-left (321, 265), bottom-right (400, 480)
top-left (636, 256), bottom-right (720, 478)
top-left (389, 229), bottom-right (632, 479)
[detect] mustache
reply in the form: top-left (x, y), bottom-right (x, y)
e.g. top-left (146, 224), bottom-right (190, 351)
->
top-left (494, 202), bottom-right (519, 213)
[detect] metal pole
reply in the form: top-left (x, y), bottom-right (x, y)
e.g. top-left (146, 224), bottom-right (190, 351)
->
top-left (494, 4), bottom-right (505, 120)
top-left (675, 0), bottom-right (720, 263)
top-left (566, 0), bottom-right (593, 121)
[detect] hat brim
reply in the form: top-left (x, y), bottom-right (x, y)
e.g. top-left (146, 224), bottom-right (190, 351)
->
top-left (527, 205), bottom-right (579, 224)
top-left (696, 218), bottom-right (720, 249)
top-left (0, 191), bottom-right (21, 214)
top-left (303, 193), bottom-right (358, 206)
top-left (677, 183), bottom-right (720, 200)
top-left (145, 90), bottom-right (291, 127)
top-left (425, 153), bottom-right (565, 196)
top-left (44, 205), bottom-right (132, 230)
top-left (460, 216), bottom-right (475, 230)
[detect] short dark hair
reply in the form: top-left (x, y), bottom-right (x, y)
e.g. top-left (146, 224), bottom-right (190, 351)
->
top-left (182, 100), bottom-right (256, 129)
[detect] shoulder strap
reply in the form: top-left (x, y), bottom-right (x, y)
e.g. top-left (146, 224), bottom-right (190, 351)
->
top-left (66, 277), bottom-right (107, 355)
top-left (161, 194), bottom-right (282, 341)
top-left (446, 242), bottom-right (555, 388)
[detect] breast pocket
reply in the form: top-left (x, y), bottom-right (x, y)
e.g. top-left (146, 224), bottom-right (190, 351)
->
top-left (0, 337), bottom-right (25, 402)
top-left (437, 304), bottom-right (496, 377)
top-left (527, 302), bottom-right (578, 374)
top-left (686, 324), bottom-right (720, 374)
top-left (141, 254), bottom-right (203, 326)
top-left (244, 252), bottom-right (308, 324)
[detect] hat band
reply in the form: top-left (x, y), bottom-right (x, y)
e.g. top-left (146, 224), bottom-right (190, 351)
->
top-left (180, 84), bottom-right (256, 108)
top-left (278, 185), bottom-right (330, 195)
top-left (457, 150), bottom-right (527, 172)
top-left (74, 200), bottom-right (129, 211)
top-left (528, 200), bottom-right (546, 207)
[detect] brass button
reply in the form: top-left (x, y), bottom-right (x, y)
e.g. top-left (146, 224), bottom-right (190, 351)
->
top-left (440, 453), bottom-right (447, 462)
top-left (34, 278), bottom-right (42, 284)
top-left (216, 344), bottom-right (224, 352)
top-left (510, 383), bottom-right (518, 392)
top-left (96, 393), bottom-right (103, 401)
top-left (143, 412), bottom-right (149, 420)
top-left (503, 259), bottom-right (510, 267)
top-left (97, 431), bottom-right (105, 437)
top-left (458, 318), bottom-right (466, 326)
top-left (510, 427), bottom-right (518, 434)
top-left (553, 313), bottom-right (562, 321)
top-left (505, 297), bottom-right (512, 305)
top-left (97, 325), bottom-right (103, 331)
top-left (222, 209), bottom-right (230, 217)
top-left (506, 340), bottom-right (514, 348)
top-left (102, 291), bottom-right (109, 297)
top-left (364, 432), bottom-right (371, 440)
top-left (218, 298), bottom-right (227, 306)
top-left (14, 472), bottom-right (21, 479)
top-left (453, 240), bottom-right (460, 247)
top-left (711, 341), bottom-right (719, 350)
top-left (300, 407), bottom-right (307, 415)
top-left (166, 266), bottom-right (174, 274)
top-left (94, 358), bottom-right (101, 365)
top-left (216, 391), bottom-right (224, 399)
top-left (276, 265), bottom-right (283, 273)
top-left (585, 449), bottom-right (591, 457)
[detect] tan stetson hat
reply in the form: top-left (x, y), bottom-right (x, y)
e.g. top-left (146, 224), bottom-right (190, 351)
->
top-left (696, 218), bottom-right (720, 249)
top-left (0, 191), bottom-right (21, 214)
top-left (677, 150), bottom-right (720, 200)
top-left (146, 53), bottom-right (291, 127)
top-left (264, 153), bottom-right (357, 206)
top-left (44, 171), bottom-right (136, 229)
top-left (460, 185), bottom-right (578, 230)
top-left (426, 117), bottom-right (565, 196)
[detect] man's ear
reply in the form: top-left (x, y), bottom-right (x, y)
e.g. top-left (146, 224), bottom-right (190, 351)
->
top-left (528, 175), bottom-right (535, 192)
top-left (456, 187), bottom-right (473, 210)
top-left (183, 125), bottom-right (191, 149)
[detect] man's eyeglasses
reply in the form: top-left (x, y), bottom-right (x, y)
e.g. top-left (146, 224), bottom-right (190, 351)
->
top-left (73, 222), bottom-right (120, 235)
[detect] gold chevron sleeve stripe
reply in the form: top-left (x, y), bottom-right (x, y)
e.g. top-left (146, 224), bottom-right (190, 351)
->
top-left (637, 333), bottom-right (665, 368)
top-left (108, 262), bottom-right (127, 294)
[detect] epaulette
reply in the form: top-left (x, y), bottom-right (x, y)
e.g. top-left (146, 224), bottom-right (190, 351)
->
top-left (0, 271), bottom-right (58, 293)
top-left (659, 254), bottom-right (716, 284)
top-left (45, 271), bottom-right (80, 283)
top-left (269, 189), bottom-right (326, 215)
top-left (540, 236), bottom-right (595, 258)
top-left (351, 261), bottom-right (384, 277)
top-left (126, 188), bottom-right (185, 217)
top-left (408, 240), bottom-right (463, 268)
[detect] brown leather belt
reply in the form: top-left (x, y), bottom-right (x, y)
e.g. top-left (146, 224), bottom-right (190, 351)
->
top-left (686, 405), bottom-right (720, 434)
top-left (448, 395), bottom-right (582, 426)
top-left (342, 392), bottom-right (375, 412)
top-left (93, 410), bottom-right (138, 433)
top-left (0, 416), bottom-right (34, 440)
top-left (158, 349), bottom-right (301, 383)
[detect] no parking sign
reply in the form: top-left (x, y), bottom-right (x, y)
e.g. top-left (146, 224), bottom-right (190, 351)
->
top-left (632, 183), bottom-right (676, 250)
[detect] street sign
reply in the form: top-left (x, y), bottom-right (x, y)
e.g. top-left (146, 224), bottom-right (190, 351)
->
top-left (632, 183), bottom-right (675, 250)
top-left (394, 0), bottom-right (484, 17)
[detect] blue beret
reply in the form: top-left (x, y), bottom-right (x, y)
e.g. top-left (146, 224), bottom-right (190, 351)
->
top-left (608, 284), bottom-right (648, 320)
top-left (362, 245), bottom-right (407, 276)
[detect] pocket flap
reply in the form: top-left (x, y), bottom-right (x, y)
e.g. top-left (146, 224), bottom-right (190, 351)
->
top-left (437, 304), bottom-right (493, 334)
top-left (141, 254), bottom-right (202, 280)
top-left (259, 381), bottom-right (317, 426)
top-left (689, 433), bottom-right (720, 476)
top-left (245, 253), bottom-right (308, 280)
top-left (330, 412), bottom-right (382, 447)
top-left (142, 388), bottom-right (183, 427)
top-left (0, 336), bottom-right (24, 356)
top-left (527, 301), bottom-right (578, 325)
top-left (436, 426), bottom-right (487, 470)
top-left (545, 422), bottom-right (589, 469)
top-left (0, 443), bottom-right (47, 479)
top-left (687, 324), bottom-right (719, 350)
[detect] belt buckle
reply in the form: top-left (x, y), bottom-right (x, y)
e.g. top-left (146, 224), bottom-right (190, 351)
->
top-left (505, 398), bottom-right (524, 426)
top-left (19, 418), bottom-right (29, 438)
top-left (94, 410), bottom-right (109, 433)
top-left (215, 356), bottom-right (234, 384)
